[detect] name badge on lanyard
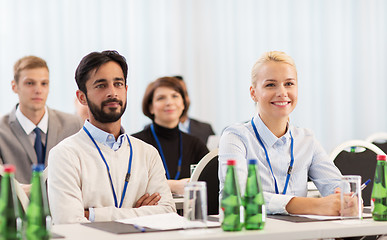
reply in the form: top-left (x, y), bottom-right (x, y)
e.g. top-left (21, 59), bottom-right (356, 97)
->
top-left (250, 118), bottom-right (295, 195)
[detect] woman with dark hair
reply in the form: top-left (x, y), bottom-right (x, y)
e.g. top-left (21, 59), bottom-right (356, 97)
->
top-left (132, 77), bottom-right (209, 195)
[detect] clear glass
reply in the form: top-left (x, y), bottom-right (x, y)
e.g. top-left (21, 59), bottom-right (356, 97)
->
top-left (340, 175), bottom-right (362, 220)
top-left (183, 181), bottom-right (207, 229)
top-left (190, 164), bottom-right (198, 177)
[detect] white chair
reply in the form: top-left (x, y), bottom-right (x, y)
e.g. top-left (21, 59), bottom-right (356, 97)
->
top-left (14, 180), bottom-right (30, 212)
top-left (190, 148), bottom-right (219, 182)
top-left (43, 167), bottom-right (48, 183)
top-left (329, 140), bottom-right (385, 160)
top-left (329, 139), bottom-right (386, 206)
top-left (366, 132), bottom-right (387, 156)
top-left (206, 135), bottom-right (220, 151)
top-left (190, 148), bottom-right (219, 215)
top-left (307, 181), bottom-right (320, 198)
top-left (365, 132), bottom-right (387, 144)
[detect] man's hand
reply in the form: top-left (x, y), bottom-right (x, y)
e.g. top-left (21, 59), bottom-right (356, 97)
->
top-left (135, 193), bottom-right (161, 208)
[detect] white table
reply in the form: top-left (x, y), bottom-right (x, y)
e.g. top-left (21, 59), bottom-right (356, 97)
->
top-left (52, 217), bottom-right (387, 240)
top-left (174, 197), bottom-right (184, 210)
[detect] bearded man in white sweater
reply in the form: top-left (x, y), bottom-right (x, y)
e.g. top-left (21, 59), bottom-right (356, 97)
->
top-left (48, 50), bottom-right (176, 224)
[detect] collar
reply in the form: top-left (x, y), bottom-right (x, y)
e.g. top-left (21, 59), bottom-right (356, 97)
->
top-left (83, 120), bottom-right (126, 150)
top-left (178, 118), bottom-right (190, 133)
top-left (152, 121), bottom-right (180, 139)
top-left (255, 114), bottom-right (291, 148)
top-left (15, 105), bottom-right (48, 135)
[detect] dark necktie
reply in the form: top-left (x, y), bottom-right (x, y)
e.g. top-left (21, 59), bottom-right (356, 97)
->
top-left (33, 127), bottom-right (44, 164)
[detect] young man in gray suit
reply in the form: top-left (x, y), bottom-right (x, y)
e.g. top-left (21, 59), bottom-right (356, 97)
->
top-left (0, 56), bottom-right (82, 185)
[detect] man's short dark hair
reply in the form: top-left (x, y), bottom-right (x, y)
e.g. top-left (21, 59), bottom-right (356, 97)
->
top-left (75, 50), bottom-right (128, 94)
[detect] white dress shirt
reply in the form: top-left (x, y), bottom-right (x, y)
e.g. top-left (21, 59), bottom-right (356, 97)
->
top-left (15, 105), bottom-right (48, 146)
top-left (178, 118), bottom-right (191, 133)
top-left (83, 120), bottom-right (126, 151)
top-left (218, 114), bottom-right (342, 214)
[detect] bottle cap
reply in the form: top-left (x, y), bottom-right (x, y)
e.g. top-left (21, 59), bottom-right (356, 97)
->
top-left (377, 155), bottom-right (387, 161)
top-left (32, 164), bottom-right (45, 172)
top-left (248, 159), bottom-right (258, 165)
top-left (3, 164), bottom-right (15, 173)
top-left (227, 159), bottom-right (236, 166)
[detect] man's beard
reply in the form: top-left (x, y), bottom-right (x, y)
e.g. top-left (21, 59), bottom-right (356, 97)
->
top-left (86, 97), bottom-right (127, 123)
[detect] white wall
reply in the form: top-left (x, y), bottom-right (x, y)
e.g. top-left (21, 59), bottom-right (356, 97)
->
top-left (0, 0), bottom-right (386, 152)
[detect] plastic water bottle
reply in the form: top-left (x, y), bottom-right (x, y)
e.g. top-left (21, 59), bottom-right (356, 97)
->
top-left (25, 164), bottom-right (51, 240)
top-left (220, 159), bottom-right (242, 231)
top-left (244, 159), bottom-right (265, 230)
top-left (371, 155), bottom-right (387, 221)
top-left (0, 165), bottom-right (23, 240)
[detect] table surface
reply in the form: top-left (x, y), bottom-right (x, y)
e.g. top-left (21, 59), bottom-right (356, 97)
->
top-left (52, 217), bottom-right (387, 240)
top-left (174, 197), bottom-right (184, 210)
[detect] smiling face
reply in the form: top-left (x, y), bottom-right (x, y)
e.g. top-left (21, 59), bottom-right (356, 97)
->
top-left (250, 61), bottom-right (298, 123)
top-left (150, 86), bottom-right (185, 128)
top-left (12, 67), bottom-right (49, 116)
top-left (77, 61), bottom-right (127, 124)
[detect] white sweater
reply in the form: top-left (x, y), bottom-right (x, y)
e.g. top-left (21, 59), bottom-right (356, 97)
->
top-left (48, 130), bottom-right (176, 224)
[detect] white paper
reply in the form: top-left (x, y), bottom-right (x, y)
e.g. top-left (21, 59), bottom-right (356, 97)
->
top-left (116, 212), bottom-right (220, 230)
top-left (292, 212), bottom-right (372, 220)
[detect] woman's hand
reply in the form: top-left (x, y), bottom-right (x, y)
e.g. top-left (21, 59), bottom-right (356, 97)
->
top-left (286, 193), bottom-right (341, 216)
top-left (168, 178), bottom-right (190, 195)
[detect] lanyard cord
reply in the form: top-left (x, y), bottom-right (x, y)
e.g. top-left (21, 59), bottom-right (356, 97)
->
top-left (83, 126), bottom-right (133, 208)
top-left (250, 118), bottom-right (295, 195)
top-left (150, 124), bottom-right (182, 180)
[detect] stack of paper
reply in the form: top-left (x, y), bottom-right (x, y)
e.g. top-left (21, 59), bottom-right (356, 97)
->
top-left (116, 212), bottom-right (220, 230)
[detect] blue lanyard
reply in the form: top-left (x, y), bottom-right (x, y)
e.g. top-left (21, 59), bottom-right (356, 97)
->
top-left (83, 126), bottom-right (133, 208)
top-left (250, 118), bottom-right (295, 195)
top-left (150, 124), bottom-right (182, 180)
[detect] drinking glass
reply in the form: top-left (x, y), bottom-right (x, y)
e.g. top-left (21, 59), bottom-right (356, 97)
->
top-left (340, 175), bottom-right (362, 219)
top-left (184, 181), bottom-right (207, 228)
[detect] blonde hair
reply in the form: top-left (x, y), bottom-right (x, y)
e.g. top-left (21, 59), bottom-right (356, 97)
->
top-left (251, 51), bottom-right (296, 86)
top-left (13, 56), bottom-right (48, 83)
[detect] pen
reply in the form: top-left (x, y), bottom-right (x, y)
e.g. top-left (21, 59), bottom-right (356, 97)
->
top-left (351, 179), bottom-right (371, 198)
top-left (133, 224), bottom-right (146, 232)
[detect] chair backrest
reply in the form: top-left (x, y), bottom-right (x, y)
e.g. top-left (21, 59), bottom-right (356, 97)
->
top-left (0, 165), bottom-right (30, 212)
top-left (190, 148), bottom-right (219, 215)
top-left (329, 140), bottom-right (386, 206)
top-left (365, 132), bottom-right (387, 157)
top-left (206, 135), bottom-right (220, 151)
top-left (43, 167), bottom-right (48, 183)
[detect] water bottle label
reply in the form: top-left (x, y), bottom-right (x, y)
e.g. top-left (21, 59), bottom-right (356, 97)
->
top-left (16, 217), bottom-right (22, 232)
top-left (371, 198), bottom-right (375, 212)
top-left (46, 215), bottom-right (52, 230)
top-left (219, 207), bottom-right (225, 222)
top-left (240, 206), bottom-right (244, 223)
top-left (262, 205), bottom-right (266, 222)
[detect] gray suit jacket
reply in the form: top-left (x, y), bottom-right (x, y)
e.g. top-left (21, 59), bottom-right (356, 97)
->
top-left (0, 105), bottom-right (83, 183)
